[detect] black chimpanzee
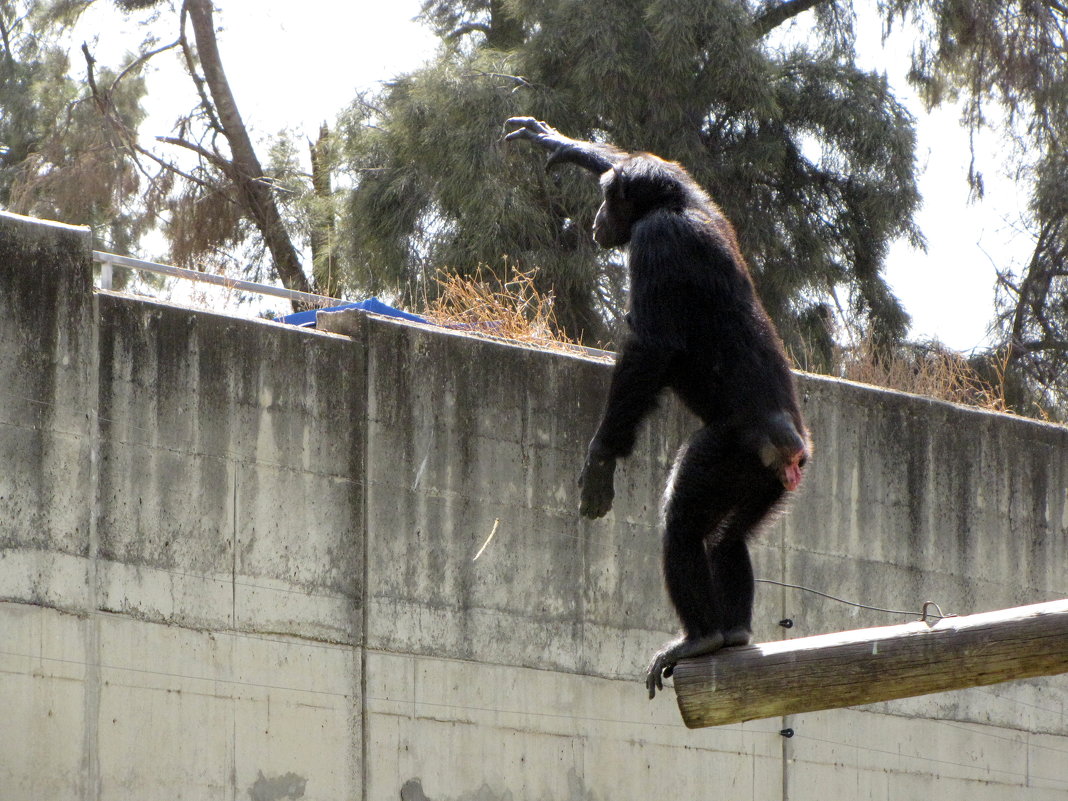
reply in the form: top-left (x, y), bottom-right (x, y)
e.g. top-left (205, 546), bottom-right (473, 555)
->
top-left (505, 118), bottom-right (811, 698)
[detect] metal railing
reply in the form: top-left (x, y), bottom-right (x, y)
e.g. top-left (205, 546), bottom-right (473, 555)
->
top-left (91, 250), bottom-right (614, 358)
top-left (92, 251), bottom-right (345, 307)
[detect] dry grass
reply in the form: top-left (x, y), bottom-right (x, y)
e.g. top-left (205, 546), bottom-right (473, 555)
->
top-left (420, 267), bottom-right (599, 357)
top-left (837, 339), bottom-right (1010, 413)
top-left (420, 269), bottom-right (1014, 414)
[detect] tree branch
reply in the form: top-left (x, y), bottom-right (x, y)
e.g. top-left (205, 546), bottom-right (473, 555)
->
top-left (82, 42), bottom-right (218, 199)
top-left (109, 38), bottom-right (181, 93)
top-left (156, 135), bottom-right (231, 171)
top-left (464, 70), bottom-right (533, 90)
top-left (674, 600), bottom-right (1068, 728)
top-left (80, 42), bottom-right (100, 102)
top-left (0, 12), bottom-right (16, 71)
top-left (178, 3), bottom-right (222, 136)
top-left (448, 22), bottom-right (491, 40)
top-left (183, 0), bottom-right (313, 302)
top-left (1044, 0), bottom-right (1068, 18)
top-left (753, 0), bottom-right (830, 38)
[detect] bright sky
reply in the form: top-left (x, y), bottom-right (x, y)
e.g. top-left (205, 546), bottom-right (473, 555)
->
top-left (75, 0), bottom-right (1024, 352)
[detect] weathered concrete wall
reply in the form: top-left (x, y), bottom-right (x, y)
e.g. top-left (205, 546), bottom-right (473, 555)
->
top-left (2, 209), bottom-right (1068, 800)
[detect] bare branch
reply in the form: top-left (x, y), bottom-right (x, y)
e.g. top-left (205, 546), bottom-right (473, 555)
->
top-left (0, 11), bottom-right (16, 71)
top-left (80, 42), bottom-right (100, 99)
top-left (464, 70), bottom-right (533, 91)
top-left (133, 141), bottom-right (218, 190)
top-left (178, 2), bottom-right (222, 135)
top-left (156, 135), bottom-right (231, 171)
top-left (753, 0), bottom-right (830, 37)
top-left (1014, 339), bottom-right (1068, 355)
top-left (1044, 0), bottom-right (1068, 18)
top-left (109, 37), bottom-right (181, 93)
top-left (448, 22), bottom-right (491, 40)
top-left (82, 41), bottom-right (217, 194)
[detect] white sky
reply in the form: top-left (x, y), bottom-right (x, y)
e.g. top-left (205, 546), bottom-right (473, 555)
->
top-left (74, 0), bottom-right (1026, 352)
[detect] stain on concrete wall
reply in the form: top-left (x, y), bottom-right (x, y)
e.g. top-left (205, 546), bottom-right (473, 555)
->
top-left (249, 771), bottom-right (307, 801)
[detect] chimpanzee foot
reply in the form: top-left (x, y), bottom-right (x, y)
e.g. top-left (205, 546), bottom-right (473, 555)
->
top-left (723, 626), bottom-right (753, 647)
top-left (646, 632), bottom-right (726, 699)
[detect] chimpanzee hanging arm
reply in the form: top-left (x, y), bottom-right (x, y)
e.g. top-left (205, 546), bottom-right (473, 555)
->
top-left (506, 118), bottom-right (689, 520)
top-left (578, 337), bottom-right (675, 518)
top-left (505, 117), bottom-right (811, 699)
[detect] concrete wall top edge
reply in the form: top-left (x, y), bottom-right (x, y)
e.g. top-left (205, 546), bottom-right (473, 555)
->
top-left (800, 368), bottom-right (1068, 435)
top-left (0, 209), bottom-right (91, 235)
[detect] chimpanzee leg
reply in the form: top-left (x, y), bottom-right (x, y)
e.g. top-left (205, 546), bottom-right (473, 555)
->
top-left (646, 427), bottom-right (740, 697)
top-left (709, 475), bottom-right (786, 644)
top-left (709, 537), bottom-right (755, 644)
top-left (661, 426), bottom-right (737, 637)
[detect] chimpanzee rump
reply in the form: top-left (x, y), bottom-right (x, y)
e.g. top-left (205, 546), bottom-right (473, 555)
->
top-left (505, 118), bottom-right (811, 698)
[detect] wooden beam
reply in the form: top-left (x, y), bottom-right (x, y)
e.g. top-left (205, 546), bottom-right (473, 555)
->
top-left (672, 599), bottom-right (1068, 728)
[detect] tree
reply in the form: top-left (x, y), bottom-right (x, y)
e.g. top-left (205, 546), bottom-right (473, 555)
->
top-left (4, 0), bottom-right (322, 307)
top-left (882, 0), bottom-right (1068, 414)
top-left (341, 0), bottom-right (923, 351)
top-left (1, 1), bottom-right (149, 254)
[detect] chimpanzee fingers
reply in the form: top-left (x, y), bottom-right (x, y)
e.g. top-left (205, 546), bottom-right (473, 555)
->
top-left (578, 458), bottom-right (615, 518)
top-left (504, 116), bottom-right (557, 138)
top-left (645, 654), bottom-right (671, 699)
top-left (503, 117), bottom-right (549, 144)
top-left (578, 483), bottom-right (613, 518)
top-left (645, 668), bottom-right (661, 699)
top-left (504, 118), bottom-right (573, 172)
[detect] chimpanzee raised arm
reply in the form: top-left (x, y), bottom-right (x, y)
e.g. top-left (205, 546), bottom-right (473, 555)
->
top-left (505, 117), bottom-right (811, 699)
top-left (504, 117), bottom-right (626, 175)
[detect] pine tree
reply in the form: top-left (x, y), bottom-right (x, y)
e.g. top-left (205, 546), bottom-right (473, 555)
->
top-left (341, 0), bottom-right (922, 353)
top-left (885, 0), bottom-right (1068, 413)
top-left (1, 1), bottom-right (149, 254)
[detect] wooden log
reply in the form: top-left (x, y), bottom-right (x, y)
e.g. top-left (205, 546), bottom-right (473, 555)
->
top-left (672, 599), bottom-right (1068, 728)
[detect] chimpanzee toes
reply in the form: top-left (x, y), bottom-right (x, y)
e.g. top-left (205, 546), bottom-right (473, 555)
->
top-left (645, 653), bottom-right (674, 699)
top-left (723, 626), bottom-right (753, 647)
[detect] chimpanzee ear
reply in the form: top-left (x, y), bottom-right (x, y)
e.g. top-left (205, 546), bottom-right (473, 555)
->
top-left (612, 166), bottom-right (626, 200)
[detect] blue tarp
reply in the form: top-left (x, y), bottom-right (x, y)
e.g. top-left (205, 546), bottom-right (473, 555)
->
top-left (280, 298), bottom-right (428, 328)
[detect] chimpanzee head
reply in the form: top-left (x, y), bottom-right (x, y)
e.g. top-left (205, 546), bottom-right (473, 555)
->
top-left (592, 154), bottom-right (704, 249)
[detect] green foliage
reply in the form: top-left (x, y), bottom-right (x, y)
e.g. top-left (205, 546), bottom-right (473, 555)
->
top-left (883, 1), bottom-right (1068, 412)
top-left (0, 1), bottom-right (149, 253)
top-left (339, 0), bottom-right (922, 349)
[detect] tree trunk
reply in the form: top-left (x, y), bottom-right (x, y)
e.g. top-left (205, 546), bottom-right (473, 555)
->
top-left (184, 0), bottom-right (313, 306)
top-left (309, 124), bottom-right (338, 298)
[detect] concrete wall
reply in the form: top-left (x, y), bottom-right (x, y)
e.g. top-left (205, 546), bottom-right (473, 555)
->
top-left (2, 209), bottom-right (1068, 800)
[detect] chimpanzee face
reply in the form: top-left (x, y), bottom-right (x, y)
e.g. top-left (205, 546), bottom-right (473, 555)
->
top-left (592, 167), bottom-right (634, 249)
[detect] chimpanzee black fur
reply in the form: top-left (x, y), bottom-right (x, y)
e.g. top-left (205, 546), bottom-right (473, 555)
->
top-left (505, 118), bottom-right (810, 698)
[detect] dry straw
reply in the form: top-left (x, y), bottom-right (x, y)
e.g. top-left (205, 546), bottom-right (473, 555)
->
top-left (836, 339), bottom-right (1010, 414)
top-left (422, 268), bottom-right (1014, 414)
top-left (420, 266), bottom-right (594, 357)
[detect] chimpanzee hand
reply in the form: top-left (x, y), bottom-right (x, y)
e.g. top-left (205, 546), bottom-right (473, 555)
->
top-left (504, 117), bottom-right (618, 175)
top-left (579, 455), bottom-right (616, 518)
top-left (503, 117), bottom-right (571, 159)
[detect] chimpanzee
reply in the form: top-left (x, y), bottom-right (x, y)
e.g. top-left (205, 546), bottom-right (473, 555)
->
top-left (505, 118), bottom-right (811, 698)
